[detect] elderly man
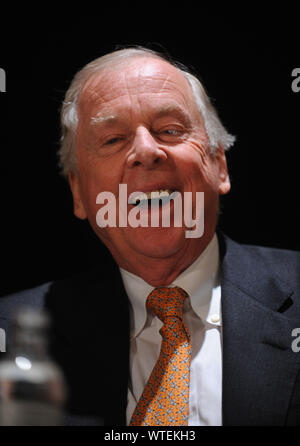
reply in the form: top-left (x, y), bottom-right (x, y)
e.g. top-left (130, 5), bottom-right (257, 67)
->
top-left (0, 47), bottom-right (299, 426)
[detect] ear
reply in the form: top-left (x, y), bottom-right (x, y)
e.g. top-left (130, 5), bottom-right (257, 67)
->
top-left (68, 171), bottom-right (87, 220)
top-left (215, 144), bottom-right (231, 195)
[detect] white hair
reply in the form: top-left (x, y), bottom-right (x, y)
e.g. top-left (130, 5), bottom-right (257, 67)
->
top-left (59, 47), bottom-right (236, 176)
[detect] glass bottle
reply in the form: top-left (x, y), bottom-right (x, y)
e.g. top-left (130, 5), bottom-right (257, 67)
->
top-left (0, 307), bottom-right (66, 426)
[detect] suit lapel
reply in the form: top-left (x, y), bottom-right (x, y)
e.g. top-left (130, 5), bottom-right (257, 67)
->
top-left (97, 264), bottom-right (130, 426)
top-left (219, 234), bottom-right (300, 425)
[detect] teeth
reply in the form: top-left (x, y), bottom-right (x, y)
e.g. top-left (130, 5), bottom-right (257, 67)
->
top-left (129, 189), bottom-right (174, 205)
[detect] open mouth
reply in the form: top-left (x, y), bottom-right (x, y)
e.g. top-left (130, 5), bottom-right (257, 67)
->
top-left (128, 189), bottom-right (178, 206)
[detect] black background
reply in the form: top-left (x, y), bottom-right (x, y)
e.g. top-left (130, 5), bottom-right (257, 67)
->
top-left (0, 10), bottom-right (299, 296)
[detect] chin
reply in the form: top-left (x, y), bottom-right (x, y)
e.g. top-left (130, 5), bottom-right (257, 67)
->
top-left (124, 226), bottom-right (187, 259)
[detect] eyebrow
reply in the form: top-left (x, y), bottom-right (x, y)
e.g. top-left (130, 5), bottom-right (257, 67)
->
top-left (154, 104), bottom-right (192, 127)
top-left (90, 104), bottom-right (192, 127)
top-left (90, 113), bottom-right (118, 126)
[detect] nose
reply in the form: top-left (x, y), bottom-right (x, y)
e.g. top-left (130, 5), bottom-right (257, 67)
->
top-left (126, 126), bottom-right (167, 169)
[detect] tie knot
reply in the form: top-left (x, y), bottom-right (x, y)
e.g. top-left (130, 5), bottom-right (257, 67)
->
top-left (146, 286), bottom-right (188, 322)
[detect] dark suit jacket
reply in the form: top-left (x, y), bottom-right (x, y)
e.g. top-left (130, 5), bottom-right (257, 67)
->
top-left (0, 233), bottom-right (300, 426)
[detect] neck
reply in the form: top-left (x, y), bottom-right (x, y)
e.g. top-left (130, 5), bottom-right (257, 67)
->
top-left (112, 231), bottom-right (215, 287)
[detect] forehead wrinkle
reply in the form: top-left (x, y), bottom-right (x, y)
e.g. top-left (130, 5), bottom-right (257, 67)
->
top-left (157, 73), bottom-right (172, 96)
top-left (79, 69), bottom-right (126, 116)
top-left (80, 60), bottom-right (203, 130)
top-left (132, 72), bottom-right (196, 120)
top-left (79, 80), bottom-right (104, 110)
top-left (133, 59), bottom-right (194, 102)
top-left (80, 59), bottom-right (193, 110)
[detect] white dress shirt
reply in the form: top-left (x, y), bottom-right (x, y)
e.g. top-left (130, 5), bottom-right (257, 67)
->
top-left (120, 233), bottom-right (223, 426)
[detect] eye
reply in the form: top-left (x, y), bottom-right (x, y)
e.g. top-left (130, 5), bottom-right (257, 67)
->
top-left (163, 129), bottom-right (181, 136)
top-left (156, 126), bottom-right (184, 141)
top-left (103, 136), bottom-right (123, 146)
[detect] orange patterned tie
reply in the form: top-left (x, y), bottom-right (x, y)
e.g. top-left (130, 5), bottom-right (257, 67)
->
top-left (130, 286), bottom-right (191, 426)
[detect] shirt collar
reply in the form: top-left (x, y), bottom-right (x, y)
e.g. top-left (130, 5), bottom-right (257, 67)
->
top-left (120, 233), bottom-right (221, 340)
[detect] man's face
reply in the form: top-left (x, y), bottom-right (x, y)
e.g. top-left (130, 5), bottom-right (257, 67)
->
top-left (69, 57), bottom-right (230, 281)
